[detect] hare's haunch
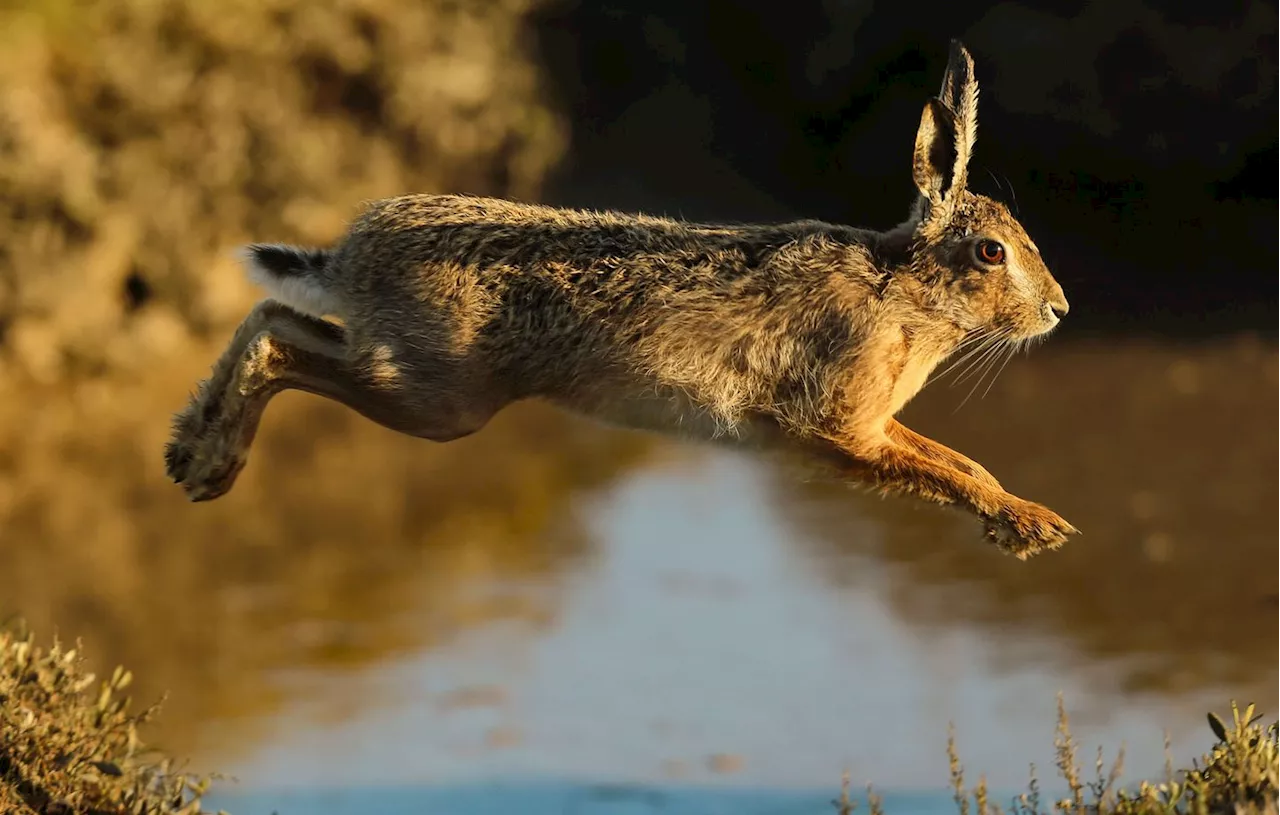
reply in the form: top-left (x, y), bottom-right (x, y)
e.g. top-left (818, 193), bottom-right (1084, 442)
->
top-left (166, 41), bottom-right (1077, 558)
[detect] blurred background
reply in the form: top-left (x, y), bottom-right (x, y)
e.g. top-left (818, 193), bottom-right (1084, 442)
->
top-left (0, 0), bottom-right (1274, 812)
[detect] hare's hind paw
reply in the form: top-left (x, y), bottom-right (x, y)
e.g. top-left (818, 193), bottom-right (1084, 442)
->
top-left (165, 428), bottom-right (247, 502)
top-left (164, 399), bottom-right (205, 485)
top-left (984, 499), bottom-right (1078, 559)
top-left (164, 396), bottom-right (246, 502)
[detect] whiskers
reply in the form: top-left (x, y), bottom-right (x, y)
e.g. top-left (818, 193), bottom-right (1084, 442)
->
top-left (926, 326), bottom-right (1025, 412)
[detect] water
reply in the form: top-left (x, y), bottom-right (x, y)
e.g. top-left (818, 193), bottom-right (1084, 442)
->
top-left (2, 338), bottom-right (1275, 815)
top-left (203, 453), bottom-right (1263, 811)
top-left (212, 782), bottom-right (957, 815)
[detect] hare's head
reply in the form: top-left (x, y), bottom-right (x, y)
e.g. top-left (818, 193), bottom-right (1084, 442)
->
top-left (900, 41), bottom-right (1068, 341)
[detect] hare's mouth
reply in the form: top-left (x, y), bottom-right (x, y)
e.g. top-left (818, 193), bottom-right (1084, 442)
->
top-left (1015, 314), bottom-right (1063, 345)
top-left (1026, 302), bottom-right (1066, 336)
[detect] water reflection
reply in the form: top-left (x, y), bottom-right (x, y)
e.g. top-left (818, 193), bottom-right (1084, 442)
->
top-left (1, 336), bottom-right (1275, 796)
top-left (777, 335), bottom-right (1278, 696)
top-left (203, 441), bottom-right (1259, 798)
top-left (0, 348), bottom-right (656, 757)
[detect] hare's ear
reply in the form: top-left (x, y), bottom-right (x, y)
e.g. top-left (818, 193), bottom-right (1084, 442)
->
top-left (937, 40), bottom-right (979, 197)
top-left (912, 97), bottom-right (958, 206)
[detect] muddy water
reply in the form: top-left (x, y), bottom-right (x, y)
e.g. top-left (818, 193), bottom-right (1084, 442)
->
top-left (0, 335), bottom-right (1275, 806)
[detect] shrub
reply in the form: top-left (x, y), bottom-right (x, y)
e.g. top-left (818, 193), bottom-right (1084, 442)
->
top-left (0, 621), bottom-right (217, 814)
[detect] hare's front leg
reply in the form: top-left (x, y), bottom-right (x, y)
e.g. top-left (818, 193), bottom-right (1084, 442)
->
top-left (885, 419), bottom-right (1002, 491)
top-left (825, 431), bottom-right (1077, 558)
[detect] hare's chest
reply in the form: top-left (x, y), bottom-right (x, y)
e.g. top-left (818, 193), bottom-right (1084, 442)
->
top-left (888, 357), bottom-right (933, 413)
top-left (886, 334), bottom-right (949, 415)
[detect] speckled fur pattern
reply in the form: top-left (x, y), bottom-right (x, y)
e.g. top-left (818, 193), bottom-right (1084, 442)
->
top-left (166, 41), bottom-right (1078, 558)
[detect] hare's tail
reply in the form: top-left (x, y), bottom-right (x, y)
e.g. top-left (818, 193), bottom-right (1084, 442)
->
top-left (239, 243), bottom-right (343, 318)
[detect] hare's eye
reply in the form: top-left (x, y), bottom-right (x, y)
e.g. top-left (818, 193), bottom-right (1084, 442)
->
top-left (975, 240), bottom-right (1006, 265)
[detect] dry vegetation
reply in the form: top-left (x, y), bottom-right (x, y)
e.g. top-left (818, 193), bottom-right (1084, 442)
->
top-left (1, 622), bottom-right (216, 815)
top-left (0, 0), bottom-right (563, 384)
top-left (940, 696), bottom-right (1278, 815)
top-left (5, 623), bottom-right (1276, 815)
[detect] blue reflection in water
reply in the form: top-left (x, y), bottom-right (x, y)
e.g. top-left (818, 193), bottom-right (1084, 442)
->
top-left (210, 781), bottom-right (968, 815)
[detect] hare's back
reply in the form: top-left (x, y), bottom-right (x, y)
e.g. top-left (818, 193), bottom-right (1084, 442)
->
top-left (338, 194), bottom-right (769, 300)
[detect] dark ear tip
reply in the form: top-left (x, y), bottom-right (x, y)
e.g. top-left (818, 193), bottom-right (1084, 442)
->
top-left (948, 39), bottom-right (973, 63)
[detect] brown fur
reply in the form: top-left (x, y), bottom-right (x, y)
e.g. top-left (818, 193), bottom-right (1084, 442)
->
top-left (166, 41), bottom-right (1077, 558)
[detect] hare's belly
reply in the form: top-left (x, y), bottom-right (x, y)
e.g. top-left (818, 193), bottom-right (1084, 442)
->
top-left (549, 377), bottom-right (774, 447)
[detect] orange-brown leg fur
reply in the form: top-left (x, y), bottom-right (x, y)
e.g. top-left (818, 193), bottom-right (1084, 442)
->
top-left (885, 419), bottom-right (1003, 491)
top-left (821, 434), bottom-right (1076, 559)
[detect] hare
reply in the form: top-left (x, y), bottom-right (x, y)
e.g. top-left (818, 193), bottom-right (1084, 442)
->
top-left (165, 41), bottom-right (1077, 558)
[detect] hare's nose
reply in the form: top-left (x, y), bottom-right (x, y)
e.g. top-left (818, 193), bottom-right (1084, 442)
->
top-left (1046, 289), bottom-right (1069, 318)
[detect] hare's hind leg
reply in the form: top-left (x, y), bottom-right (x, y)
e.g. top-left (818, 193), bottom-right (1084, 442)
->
top-left (165, 301), bottom-right (481, 501)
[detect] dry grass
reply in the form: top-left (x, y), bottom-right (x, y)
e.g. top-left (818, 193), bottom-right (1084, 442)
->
top-left (0, 621), bottom-right (218, 815)
top-left (940, 694), bottom-right (1279, 815)
top-left (5, 622), bottom-right (1277, 815)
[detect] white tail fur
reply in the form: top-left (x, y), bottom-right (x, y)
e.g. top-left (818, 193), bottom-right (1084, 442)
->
top-left (238, 243), bottom-right (343, 318)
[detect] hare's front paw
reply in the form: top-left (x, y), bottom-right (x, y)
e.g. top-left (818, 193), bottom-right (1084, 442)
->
top-left (984, 499), bottom-right (1078, 559)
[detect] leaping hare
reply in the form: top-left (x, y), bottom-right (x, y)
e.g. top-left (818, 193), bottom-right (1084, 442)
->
top-left (166, 41), bottom-right (1077, 558)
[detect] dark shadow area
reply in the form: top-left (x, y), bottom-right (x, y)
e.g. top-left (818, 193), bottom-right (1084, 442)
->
top-left (531, 0), bottom-right (1278, 336)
